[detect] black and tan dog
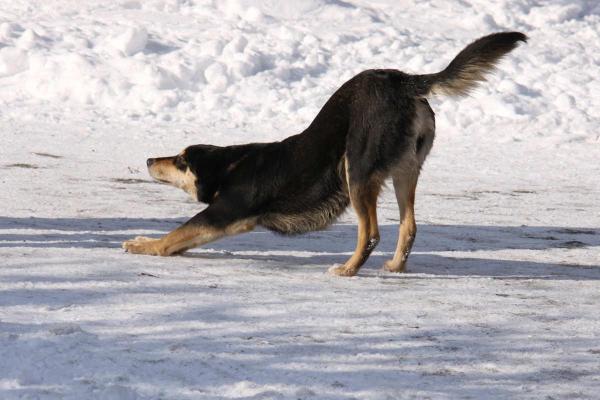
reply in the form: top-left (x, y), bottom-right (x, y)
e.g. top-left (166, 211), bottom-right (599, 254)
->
top-left (123, 32), bottom-right (526, 276)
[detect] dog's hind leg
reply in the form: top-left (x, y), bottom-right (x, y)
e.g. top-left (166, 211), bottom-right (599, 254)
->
top-left (123, 202), bottom-right (256, 256)
top-left (383, 99), bottom-right (434, 272)
top-left (384, 173), bottom-right (419, 272)
top-left (329, 174), bottom-right (381, 277)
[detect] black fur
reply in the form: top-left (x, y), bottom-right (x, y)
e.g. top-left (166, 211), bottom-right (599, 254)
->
top-left (177, 69), bottom-right (426, 234)
top-left (409, 31), bottom-right (528, 97)
top-left (138, 31), bottom-right (526, 271)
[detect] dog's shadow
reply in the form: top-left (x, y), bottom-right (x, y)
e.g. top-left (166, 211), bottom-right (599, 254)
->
top-left (1, 217), bottom-right (598, 280)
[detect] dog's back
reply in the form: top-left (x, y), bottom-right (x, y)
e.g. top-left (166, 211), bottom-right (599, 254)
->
top-left (225, 33), bottom-right (528, 235)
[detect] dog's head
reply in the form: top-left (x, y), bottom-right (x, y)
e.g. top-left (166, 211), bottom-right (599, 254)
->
top-left (146, 148), bottom-right (199, 200)
top-left (147, 144), bottom-right (242, 203)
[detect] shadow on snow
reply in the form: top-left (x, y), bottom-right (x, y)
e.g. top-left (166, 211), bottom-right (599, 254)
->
top-left (1, 218), bottom-right (600, 398)
top-left (0, 216), bottom-right (598, 280)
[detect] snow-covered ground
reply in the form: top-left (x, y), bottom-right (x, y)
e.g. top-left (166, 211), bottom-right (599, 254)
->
top-left (1, 0), bottom-right (600, 399)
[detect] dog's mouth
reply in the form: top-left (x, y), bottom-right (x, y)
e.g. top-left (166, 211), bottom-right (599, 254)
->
top-left (148, 169), bottom-right (179, 186)
top-left (147, 161), bottom-right (179, 186)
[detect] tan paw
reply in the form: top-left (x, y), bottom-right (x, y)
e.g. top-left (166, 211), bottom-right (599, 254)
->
top-left (383, 259), bottom-right (407, 273)
top-left (122, 236), bottom-right (164, 256)
top-left (328, 264), bottom-right (358, 277)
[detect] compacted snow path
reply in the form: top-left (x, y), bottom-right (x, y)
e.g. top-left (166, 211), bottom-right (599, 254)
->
top-left (1, 1), bottom-right (600, 399)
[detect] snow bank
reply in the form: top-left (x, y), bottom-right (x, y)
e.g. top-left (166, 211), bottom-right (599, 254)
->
top-left (0, 0), bottom-right (598, 145)
top-left (0, 47), bottom-right (28, 77)
top-left (110, 27), bottom-right (148, 56)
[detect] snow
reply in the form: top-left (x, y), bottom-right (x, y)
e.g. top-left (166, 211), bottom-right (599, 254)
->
top-left (110, 27), bottom-right (149, 57)
top-left (1, 0), bottom-right (599, 399)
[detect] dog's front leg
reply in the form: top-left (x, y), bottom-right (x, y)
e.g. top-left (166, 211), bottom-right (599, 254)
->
top-left (122, 224), bottom-right (226, 256)
top-left (122, 235), bottom-right (166, 256)
top-left (123, 202), bottom-right (256, 256)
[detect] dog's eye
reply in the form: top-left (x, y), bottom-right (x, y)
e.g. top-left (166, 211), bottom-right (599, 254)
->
top-left (174, 156), bottom-right (187, 171)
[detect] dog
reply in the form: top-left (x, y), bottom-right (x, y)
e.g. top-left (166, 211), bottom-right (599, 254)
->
top-left (123, 32), bottom-right (527, 277)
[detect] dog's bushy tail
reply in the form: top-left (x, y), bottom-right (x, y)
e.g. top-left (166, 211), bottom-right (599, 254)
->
top-left (410, 32), bottom-right (527, 97)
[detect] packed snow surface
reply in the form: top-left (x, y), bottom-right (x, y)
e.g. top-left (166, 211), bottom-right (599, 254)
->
top-left (1, 0), bottom-right (599, 399)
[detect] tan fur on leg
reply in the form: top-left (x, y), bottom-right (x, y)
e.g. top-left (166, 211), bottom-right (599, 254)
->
top-left (122, 236), bottom-right (164, 256)
top-left (122, 218), bottom-right (256, 256)
top-left (384, 175), bottom-right (418, 272)
top-left (330, 177), bottom-right (381, 277)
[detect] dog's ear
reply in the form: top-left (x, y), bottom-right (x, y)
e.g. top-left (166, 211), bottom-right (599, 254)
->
top-left (177, 145), bottom-right (208, 202)
top-left (180, 144), bottom-right (220, 179)
top-left (182, 144), bottom-right (232, 203)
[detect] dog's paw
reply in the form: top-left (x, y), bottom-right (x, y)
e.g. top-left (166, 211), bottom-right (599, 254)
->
top-left (122, 236), bottom-right (164, 256)
top-left (383, 259), bottom-right (407, 273)
top-left (328, 264), bottom-right (358, 277)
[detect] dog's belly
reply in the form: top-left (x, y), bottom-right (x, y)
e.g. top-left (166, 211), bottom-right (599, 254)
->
top-left (258, 190), bottom-right (350, 235)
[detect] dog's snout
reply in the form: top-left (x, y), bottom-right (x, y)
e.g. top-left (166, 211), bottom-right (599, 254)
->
top-left (146, 158), bottom-right (155, 168)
